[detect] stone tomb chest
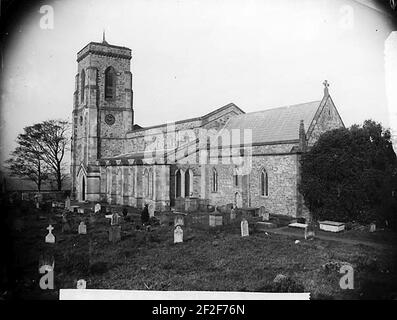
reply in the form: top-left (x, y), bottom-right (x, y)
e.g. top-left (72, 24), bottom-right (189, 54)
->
top-left (209, 213), bottom-right (223, 227)
top-left (319, 220), bottom-right (345, 233)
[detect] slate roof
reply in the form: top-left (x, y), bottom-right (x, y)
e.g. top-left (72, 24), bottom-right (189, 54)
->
top-left (221, 100), bottom-right (321, 144)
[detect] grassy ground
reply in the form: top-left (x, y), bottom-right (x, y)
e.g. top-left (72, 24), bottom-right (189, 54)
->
top-left (2, 201), bottom-right (397, 300)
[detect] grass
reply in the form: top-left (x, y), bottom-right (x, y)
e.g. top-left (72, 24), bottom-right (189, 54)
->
top-left (2, 202), bottom-right (397, 300)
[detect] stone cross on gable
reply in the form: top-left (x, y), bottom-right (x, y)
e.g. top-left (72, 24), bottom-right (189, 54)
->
top-left (47, 224), bottom-right (54, 233)
top-left (323, 80), bottom-right (330, 96)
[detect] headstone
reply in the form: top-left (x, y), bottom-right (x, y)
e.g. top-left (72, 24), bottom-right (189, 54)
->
top-left (209, 214), bottom-right (223, 227)
top-left (77, 279), bottom-right (86, 289)
top-left (65, 196), bottom-right (71, 211)
top-left (241, 219), bottom-right (249, 237)
top-left (109, 225), bottom-right (121, 243)
top-left (230, 207), bottom-right (237, 220)
top-left (174, 225), bottom-right (183, 244)
top-left (369, 223), bottom-right (376, 233)
top-left (77, 207), bottom-right (85, 214)
top-left (78, 221), bottom-right (87, 235)
top-left (304, 224), bottom-right (315, 240)
top-left (45, 224), bottom-right (55, 243)
top-left (148, 204), bottom-right (155, 217)
top-left (94, 203), bottom-right (101, 214)
top-left (111, 212), bottom-right (120, 226)
top-left (259, 206), bottom-right (269, 221)
top-left (174, 215), bottom-right (184, 227)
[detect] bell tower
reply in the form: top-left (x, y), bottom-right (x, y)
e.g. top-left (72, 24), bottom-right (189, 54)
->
top-left (71, 36), bottom-right (133, 201)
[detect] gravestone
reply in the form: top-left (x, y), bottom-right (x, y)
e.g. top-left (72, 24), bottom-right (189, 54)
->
top-left (259, 206), bottom-right (269, 221)
top-left (94, 203), bottom-right (101, 214)
top-left (304, 224), bottom-right (315, 240)
top-left (148, 204), bottom-right (155, 217)
top-left (35, 196), bottom-right (40, 209)
top-left (369, 223), bottom-right (376, 233)
top-left (77, 207), bottom-right (85, 214)
top-left (109, 226), bottom-right (121, 243)
top-left (209, 214), bottom-right (223, 227)
top-left (77, 279), bottom-right (86, 289)
top-left (174, 215), bottom-right (184, 227)
top-left (65, 197), bottom-right (71, 211)
top-left (174, 225), bottom-right (183, 244)
top-left (241, 219), bottom-right (249, 237)
top-left (230, 207), bottom-right (237, 220)
top-left (110, 212), bottom-right (120, 226)
top-left (45, 224), bottom-right (55, 243)
top-left (78, 221), bottom-right (87, 235)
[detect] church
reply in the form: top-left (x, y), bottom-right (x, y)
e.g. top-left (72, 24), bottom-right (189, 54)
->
top-left (71, 38), bottom-right (345, 218)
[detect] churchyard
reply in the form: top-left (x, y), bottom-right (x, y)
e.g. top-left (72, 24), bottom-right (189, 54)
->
top-left (2, 198), bottom-right (397, 300)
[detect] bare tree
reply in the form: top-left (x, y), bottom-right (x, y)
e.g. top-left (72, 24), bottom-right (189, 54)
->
top-left (6, 119), bottom-right (71, 191)
top-left (29, 120), bottom-right (71, 191)
top-left (6, 128), bottom-right (50, 191)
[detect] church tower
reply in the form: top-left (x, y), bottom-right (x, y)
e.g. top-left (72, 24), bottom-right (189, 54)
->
top-left (71, 36), bottom-right (134, 201)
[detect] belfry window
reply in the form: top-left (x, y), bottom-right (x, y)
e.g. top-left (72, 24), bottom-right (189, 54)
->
top-left (105, 67), bottom-right (116, 99)
top-left (80, 69), bottom-right (85, 103)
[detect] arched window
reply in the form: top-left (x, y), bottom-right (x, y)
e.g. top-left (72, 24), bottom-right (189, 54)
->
top-left (149, 168), bottom-right (154, 198)
top-left (80, 69), bottom-right (85, 103)
top-left (260, 169), bottom-right (268, 196)
top-left (212, 168), bottom-right (218, 193)
top-left (143, 168), bottom-right (150, 198)
top-left (233, 166), bottom-right (239, 187)
top-left (175, 169), bottom-right (182, 198)
top-left (185, 169), bottom-right (193, 197)
top-left (105, 67), bottom-right (116, 99)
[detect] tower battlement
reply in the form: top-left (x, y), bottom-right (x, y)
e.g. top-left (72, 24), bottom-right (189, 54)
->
top-left (77, 42), bottom-right (132, 62)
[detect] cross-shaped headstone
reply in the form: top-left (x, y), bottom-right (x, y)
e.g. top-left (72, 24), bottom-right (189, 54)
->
top-left (45, 224), bottom-right (55, 243)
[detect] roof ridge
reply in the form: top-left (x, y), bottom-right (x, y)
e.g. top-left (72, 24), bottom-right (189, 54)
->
top-left (243, 100), bottom-right (321, 116)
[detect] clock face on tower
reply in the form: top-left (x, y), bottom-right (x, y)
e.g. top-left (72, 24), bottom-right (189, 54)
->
top-left (105, 114), bottom-right (115, 125)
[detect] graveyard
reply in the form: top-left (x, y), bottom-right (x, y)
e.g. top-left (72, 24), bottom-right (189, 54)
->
top-left (2, 198), bottom-right (397, 300)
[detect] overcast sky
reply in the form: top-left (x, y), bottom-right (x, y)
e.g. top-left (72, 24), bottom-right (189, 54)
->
top-left (0, 0), bottom-right (395, 165)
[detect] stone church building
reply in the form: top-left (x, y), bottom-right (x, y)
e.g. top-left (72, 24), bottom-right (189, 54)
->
top-left (71, 39), bottom-right (344, 218)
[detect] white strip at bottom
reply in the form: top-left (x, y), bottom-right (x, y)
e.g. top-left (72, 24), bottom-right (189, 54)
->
top-left (59, 289), bottom-right (310, 300)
